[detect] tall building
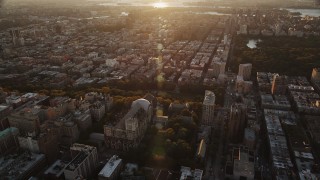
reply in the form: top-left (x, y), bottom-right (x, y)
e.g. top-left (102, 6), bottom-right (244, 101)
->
top-left (238, 63), bottom-right (252, 81)
top-left (243, 128), bottom-right (256, 150)
top-left (0, 127), bottom-right (19, 155)
top-left (41, 117), bottom-right (80, 146)
top-left (311, 68), bottom-right (320, 94)
top-left (84, 92), bottom-right (101, 102)
top-left (274, 24), bottom-right (286, 36)
top-left (236, 75), bottom-right (245, 93)
top-left (228, 103), bottom-right (247, 143)
top-left (83, 92), bottom-right (112, 121)
top-left (51, 115), bottom-right (80, 146)
top-left (264, 111), bottom-right (294, 179)
top-left (73, 110), bottom-right (92, 131)
top-left (236, 76), bottom-right (253, 94)
top-left (8, 108), bottom-right (41, 135)
top-left (0, 89), bottom-right (7, 104)
top-left (225, 146), bottom-right (254, 180)
top-left (18, 127), bottom-right (60, 163)
top-left (202, 90), bottom-right (215, 126)
top-left (239, 25), bottom-right (248, 35)
top-left (212, 61), bottom-right (226, 78)
top-left (64, 144), bottom-right (99, 180)
top-left (90, 101), bottom-right (105, 122)
top-left (10, 29), bottom-right (21, 46)
top-left (271, 74), bottom-right (288, 95)
top-left (311, 68), bottom-right (320, 83)
top-left (105, 94), bottom-right (113, 111)
top-left (0, 104), bottom-right (11, 130)
top-left (104, 98), bottom-right (153, 151)
top-left (5, 94), bottom-right (21, 106)
top-left (49, 96), bottom-right (70, 117)
top-left (224, 34), bottom-right (228, 45)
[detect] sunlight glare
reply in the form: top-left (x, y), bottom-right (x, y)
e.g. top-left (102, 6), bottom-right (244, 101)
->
top-left (153, 2), bottom-right (168, 8)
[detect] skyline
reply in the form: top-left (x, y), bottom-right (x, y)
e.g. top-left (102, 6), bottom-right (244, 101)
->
top-left (1, 0), bottom-right (319, 8)
top-left (0, 1), bottom-right (320, 180)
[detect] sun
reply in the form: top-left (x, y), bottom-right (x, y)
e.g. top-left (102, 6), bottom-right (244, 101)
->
top-left (153, 2), bottom-right (168, 8)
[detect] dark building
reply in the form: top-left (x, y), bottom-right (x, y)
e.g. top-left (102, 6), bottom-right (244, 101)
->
top-left (104, 98), bottom-right (153, 151)
top-left (228, 103), bottom-right (247, 143)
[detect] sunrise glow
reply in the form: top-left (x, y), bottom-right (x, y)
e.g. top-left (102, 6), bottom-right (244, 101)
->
top-left (153, 2), bottom-right (168, 8)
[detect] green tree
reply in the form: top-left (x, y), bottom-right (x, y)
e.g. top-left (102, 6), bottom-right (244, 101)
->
top-left (177, 128), bottom-right (188, 139)
top-left (165, 128), bottom-right (175, 139)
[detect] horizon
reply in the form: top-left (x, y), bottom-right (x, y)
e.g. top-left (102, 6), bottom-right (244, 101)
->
top-left (0, 0), bottom-right (320, 180)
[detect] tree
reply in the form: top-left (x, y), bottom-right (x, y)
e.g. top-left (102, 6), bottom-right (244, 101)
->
top-left (50, 90), bottom-right (66, 97)
top-left (177, 128), bottom-right (188, 139)
top-left (181, 109), bottom-right (192, 116)
top-left (38, 89), bottom-right (49, 95)
top-left (165, 128), bottom-right (175, 139)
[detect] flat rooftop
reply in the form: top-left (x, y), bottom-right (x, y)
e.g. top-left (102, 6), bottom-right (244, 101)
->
top-left (0, 127), bottom-right (19, 140)
top-left (44, 160), bottom-right (69, 177)
top-left (66, 144), bottom-right (96, 171)
top-left (203, 90), bottom-right (215, 106)
top-left (0, 151), bottom-right (45, 179)
top-left (98, 155), bottom-right (122, 178)
top-left (0, 104), bottom-right (9, 112)
top-left (65, 151), bottom-right (88, 171)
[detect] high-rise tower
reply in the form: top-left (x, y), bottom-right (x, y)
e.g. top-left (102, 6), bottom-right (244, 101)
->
top-left (238, 63), bottom-right (252, 81)
top-left (202, 90), bottom-right (215, 126)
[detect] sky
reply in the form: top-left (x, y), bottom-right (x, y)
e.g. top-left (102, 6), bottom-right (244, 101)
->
top-left (0, 0), bottom-right (4, 8)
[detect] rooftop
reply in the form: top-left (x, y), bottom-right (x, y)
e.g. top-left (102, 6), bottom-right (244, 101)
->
top-left (65, 151), bottom-right (88, 171)
top-left (98, 155), bottom-right (122, 178)
top-left (203, 90), bottom-right (215, 106)
top-left (0, 127), bottom-right (19, 140)
top-left (44, 160), bottom-right (69, 177)
top-left (0, 151), bottom-right (45, 179)
top-left (66, 144), bottom-right (96, 171)
top-left (0, 104), bottom-right (9, 112)
top-left (239, 63), bottom-right (252, 68)
top-left (108, 98), bottom-right (150, 130)
top-left (299, 170), bottom-right (317, 180)
top-left (180, 166), bottom-right (203, 180)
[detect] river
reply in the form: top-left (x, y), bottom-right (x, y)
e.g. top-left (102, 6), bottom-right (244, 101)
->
top-left (94, 1), bottom-right (320, 17)
top-left (286, 8), bottom-right (320, 17)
